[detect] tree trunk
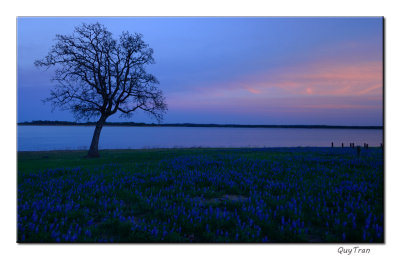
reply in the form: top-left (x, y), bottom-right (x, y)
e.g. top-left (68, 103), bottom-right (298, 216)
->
top-left (87, 114), bottom-right (107, 158)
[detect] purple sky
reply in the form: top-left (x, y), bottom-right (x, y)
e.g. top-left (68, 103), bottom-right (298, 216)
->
top-left (17, 17), bottom-right (383, 125)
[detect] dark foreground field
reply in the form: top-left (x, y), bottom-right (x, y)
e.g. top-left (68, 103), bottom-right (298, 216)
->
top-left (17, 147), bottom-right (383, 243)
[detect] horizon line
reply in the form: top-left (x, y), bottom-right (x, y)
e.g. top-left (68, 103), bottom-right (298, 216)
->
top-left (18, 120), bottom-right (383, 129)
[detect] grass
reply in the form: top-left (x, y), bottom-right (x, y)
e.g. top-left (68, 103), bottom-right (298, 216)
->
top-left (17, 147), bottom-right (383, 243)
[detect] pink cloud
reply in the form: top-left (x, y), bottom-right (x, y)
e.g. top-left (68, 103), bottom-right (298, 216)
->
top-left (247, 60), bottom-right (382, 97)
top-left (245, 87), bottom-right (261, 94)
top-left (179, 59), bottom-right (382, 102)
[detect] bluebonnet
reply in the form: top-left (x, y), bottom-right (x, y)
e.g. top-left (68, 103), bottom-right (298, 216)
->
top-left (18, 148), bottom-right (383, 242)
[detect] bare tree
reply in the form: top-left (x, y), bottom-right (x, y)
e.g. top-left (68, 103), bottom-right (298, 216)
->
top-left (35, 23), bottom-right (167, 157)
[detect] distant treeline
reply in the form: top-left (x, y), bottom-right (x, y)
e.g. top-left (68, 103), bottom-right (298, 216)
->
top-left (18, 120), bottom-right (383, 129)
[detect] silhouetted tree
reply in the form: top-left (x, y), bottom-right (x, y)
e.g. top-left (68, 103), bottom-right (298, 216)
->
top-left (35, 23), bottom-right (167, 157)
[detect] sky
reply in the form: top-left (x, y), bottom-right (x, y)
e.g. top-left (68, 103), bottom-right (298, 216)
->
top-left (17, 17), bottom-right (383, 125)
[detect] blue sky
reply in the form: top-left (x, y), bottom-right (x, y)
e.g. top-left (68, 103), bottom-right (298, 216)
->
top-left (17, 17), bottom-right (383, 125)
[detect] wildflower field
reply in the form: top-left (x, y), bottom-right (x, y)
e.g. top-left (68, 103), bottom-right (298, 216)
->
top-left (17, 147), bottom-right (383, 243)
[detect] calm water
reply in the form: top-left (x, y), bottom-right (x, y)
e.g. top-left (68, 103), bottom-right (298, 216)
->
top-left (17, 125), bottom-right (383, 151)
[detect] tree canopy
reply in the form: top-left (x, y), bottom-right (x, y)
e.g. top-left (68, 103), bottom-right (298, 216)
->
top-left (35, 22), bottom-right (167, 121)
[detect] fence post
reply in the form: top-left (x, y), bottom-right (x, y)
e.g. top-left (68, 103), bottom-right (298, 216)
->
top-left (331, 142), bottom-right (334, 148)
top-left (357, 146), bottom-right (361, 157)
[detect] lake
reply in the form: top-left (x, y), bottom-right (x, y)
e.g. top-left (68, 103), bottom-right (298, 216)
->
top-left (17, 125), bottom-right (383, 151)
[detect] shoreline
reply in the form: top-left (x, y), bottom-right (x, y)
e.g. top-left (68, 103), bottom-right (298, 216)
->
top-left (17, 123), bottom-right (383, 130)
top-left (17, 146), bottom-right (383, 153)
